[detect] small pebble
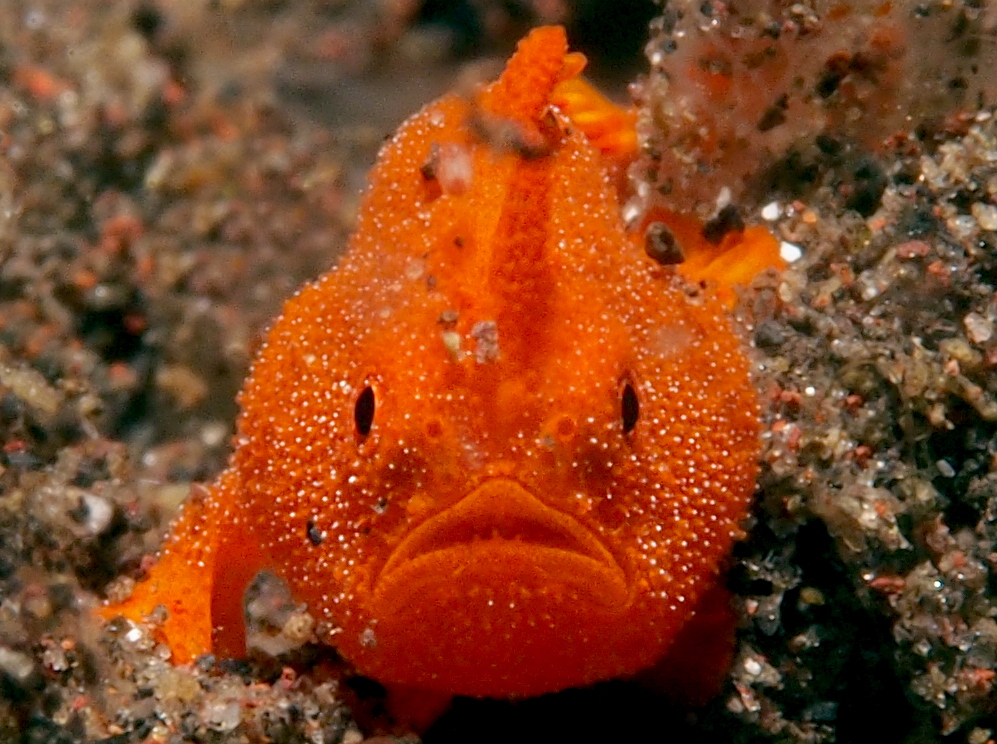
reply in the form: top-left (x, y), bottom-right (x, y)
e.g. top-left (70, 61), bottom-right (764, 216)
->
top-left (780, 241), bottom-right (802, 263)
top-left (761, 201), bottom-right (782, 220)
top-left (644, 221), bottom-right (685, 265)
top-left (0, 647), bottom-right (36, 684)
top-left (341, 730), bottom-right (364, 744)
top-left (281, 611), bottom-right (315, 645)
top-left (964, 312), bottom-right (994, 344)
top-left (202, 699), bottom-right (241, 732)
top-left (81, 493), bottom-right (113, 535)
top-left (971, 202), bottom-right (997, 231)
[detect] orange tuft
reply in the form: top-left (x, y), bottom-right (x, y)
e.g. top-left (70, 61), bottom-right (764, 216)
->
top-left (478, 26), bottom-right (570, 126)
top-left (642, 207), bottom-right (785, 307)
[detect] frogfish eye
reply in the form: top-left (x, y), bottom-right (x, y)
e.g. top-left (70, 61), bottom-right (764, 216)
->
top-left (621, 380), bottom-right (639, 434)
top-left (355, 385), bottom-right (375, 437)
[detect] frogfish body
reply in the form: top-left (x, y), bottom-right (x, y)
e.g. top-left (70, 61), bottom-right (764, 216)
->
top-left (104, 26), bottom-right (769, 700)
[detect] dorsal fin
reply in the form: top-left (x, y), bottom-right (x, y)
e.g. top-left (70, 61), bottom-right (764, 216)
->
top-left (475, 27), bottom-right (584, 366)
top-left (489, 157), bottom-right (555, 367)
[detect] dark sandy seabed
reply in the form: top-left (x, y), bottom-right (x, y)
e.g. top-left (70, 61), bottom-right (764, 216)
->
top-left (3, 0), bottom-right (997, 742)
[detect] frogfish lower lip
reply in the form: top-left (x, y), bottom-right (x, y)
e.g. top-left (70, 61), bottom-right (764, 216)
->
top-left (374, 478), bottom-right (628, 609)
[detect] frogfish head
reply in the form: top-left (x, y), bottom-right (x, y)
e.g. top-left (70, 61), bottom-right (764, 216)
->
top-left (236, 26), bottom-right (760, 697)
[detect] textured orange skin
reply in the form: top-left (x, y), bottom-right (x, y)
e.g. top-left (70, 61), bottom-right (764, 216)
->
top-left (103, 27), bottom-right (771, 700)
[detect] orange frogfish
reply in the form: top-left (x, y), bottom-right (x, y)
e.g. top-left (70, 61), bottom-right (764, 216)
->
top-left (104, 26), bottom-right (778, 702)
